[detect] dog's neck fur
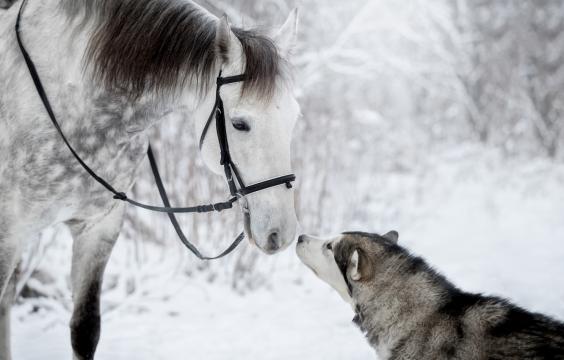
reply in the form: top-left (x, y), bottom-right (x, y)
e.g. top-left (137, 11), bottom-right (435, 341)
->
top-left (351, 260), bottom-right (454, 359)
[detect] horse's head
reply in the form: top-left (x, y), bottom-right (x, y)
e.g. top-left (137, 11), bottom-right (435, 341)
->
top-left (78, 1), bottom-right (300, 253)
top-left (195, 10), bottom-right (300, 254)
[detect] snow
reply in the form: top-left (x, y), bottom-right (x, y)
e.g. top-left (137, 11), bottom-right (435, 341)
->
top-left (13, 272), bottom-right (374, 360)
top-left (11, 146), bottom-right (564, 360)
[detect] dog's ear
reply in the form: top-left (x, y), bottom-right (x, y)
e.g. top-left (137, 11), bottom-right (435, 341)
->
top-left (348, 249), bottom-right (374, 282)
top-left (383, 231), bottom-right (399, 244)
top-left (349, 250), bottom-right (361, 281)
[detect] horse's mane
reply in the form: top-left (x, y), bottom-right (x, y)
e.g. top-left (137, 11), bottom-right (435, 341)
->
top-left (62, 0), bottom-right (283, 99)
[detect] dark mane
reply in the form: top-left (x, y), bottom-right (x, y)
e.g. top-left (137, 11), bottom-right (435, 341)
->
top-left (62, 0), bottom-right (283, 99)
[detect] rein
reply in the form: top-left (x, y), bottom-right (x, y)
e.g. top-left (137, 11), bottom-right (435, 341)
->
top-left (15, 0), bottom-right (296, 260)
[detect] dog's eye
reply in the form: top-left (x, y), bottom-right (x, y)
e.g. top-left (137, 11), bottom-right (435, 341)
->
top-left (232, 118), bottom-right (251, 132)
top-left (325, 243), bottom-right (333, 251)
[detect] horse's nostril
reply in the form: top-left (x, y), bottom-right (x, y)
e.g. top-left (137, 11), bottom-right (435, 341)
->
top-left (297, 235), bottom-right (305, 244)
top-left (267, 230), bottom-right (281, 250)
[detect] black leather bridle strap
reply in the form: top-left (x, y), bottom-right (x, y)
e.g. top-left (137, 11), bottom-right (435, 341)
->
top-left (237, 175), bottom-right (296, 196)
top-left (147, 145), bottom-right (245, 260)
top-left (198, 96), bottom-right (220, 150)
top-left (217, 74), bottom-right (247, 86)
top-left (198, 74), bottom-right (246, 150)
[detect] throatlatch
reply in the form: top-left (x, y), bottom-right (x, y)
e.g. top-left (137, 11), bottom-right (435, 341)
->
top-left (15, 0), bottom-right (296, 260)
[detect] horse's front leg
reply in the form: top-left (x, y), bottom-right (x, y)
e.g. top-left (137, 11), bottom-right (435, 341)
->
top-left (66, 203), bottom-right (125, 360)
top-left (0, 270), bottom-right (16, 360)
top-left (0, 230), bottom-right (22, 360)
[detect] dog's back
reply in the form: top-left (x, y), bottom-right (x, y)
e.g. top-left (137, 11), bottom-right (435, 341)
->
top-left (483, 298), bottom-right (564, 359)
top-left (406, 292), bottom-right (564, 359)
top-left (297, 232), bottom-right (564, 360)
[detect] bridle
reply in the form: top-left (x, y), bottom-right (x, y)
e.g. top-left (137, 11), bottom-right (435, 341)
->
top-left (198, 73), bottom-right (296, 202)
top-left (15, 0), bottom-right (296, 260)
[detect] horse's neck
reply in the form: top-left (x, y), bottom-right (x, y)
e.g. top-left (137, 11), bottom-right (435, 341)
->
top-left (15, 0), bottom-right (203, 136)
top-left (1, 0), bottom-right (205, 205)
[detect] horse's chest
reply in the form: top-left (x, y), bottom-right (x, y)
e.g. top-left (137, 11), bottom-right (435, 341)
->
top-left (53, 131), bottom-right (149, 215)
top-left (3, 116), bottom-right (148, 224)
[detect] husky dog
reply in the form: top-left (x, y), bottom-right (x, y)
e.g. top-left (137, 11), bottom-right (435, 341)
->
top-left (297, 232), bottom-right (564, 360)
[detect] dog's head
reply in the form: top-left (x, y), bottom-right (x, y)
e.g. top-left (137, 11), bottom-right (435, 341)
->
top-left (296, 231), bottom-right (399, 305)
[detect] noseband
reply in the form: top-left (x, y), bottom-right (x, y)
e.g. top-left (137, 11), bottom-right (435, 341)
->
top-left (15, 0), bottom-right (296, 260)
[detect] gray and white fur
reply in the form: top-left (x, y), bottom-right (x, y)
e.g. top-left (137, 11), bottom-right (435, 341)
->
top-left (297, 232), bottom-right (564, 360)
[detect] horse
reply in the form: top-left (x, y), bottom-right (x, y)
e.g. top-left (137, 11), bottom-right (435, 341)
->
top-left (0, 0), bottom-right (300, 358)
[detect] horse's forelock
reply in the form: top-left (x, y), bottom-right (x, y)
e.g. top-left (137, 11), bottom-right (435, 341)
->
top-left (234, 28), bottom-right (287, 102)
top-left (63, 0), bottom-right (284, 101)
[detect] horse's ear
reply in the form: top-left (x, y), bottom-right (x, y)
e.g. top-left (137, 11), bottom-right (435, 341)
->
top-left (274, 8), bottom-right (299, 59)
top-left (216, 15), bottom-right (234, 64)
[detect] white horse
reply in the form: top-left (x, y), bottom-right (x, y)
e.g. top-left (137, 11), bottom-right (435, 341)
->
top-left (0, 1), bottom-right (300, 359)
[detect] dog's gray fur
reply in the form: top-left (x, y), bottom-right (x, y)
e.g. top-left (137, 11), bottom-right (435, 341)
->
top-left (301, 232), bottom-right (564, 359)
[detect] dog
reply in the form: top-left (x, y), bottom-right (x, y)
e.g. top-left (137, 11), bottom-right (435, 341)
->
top-left (296, 231), bottom-right (564, 359)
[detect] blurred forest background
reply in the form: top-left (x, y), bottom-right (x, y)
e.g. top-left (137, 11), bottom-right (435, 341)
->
top-left (14, 0), bottom-right (564, 315)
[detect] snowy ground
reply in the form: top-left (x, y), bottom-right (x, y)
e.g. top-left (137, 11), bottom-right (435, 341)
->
top-left (12, 147), bottom-right (564, 359)
top-left (13, 275), bottom-right (374, 360)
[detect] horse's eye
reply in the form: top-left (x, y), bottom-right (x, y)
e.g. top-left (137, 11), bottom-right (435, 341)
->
top-left (325, 243), bottom-right (333, 251)
top-left (232, 118), bottom-right (251, 132)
